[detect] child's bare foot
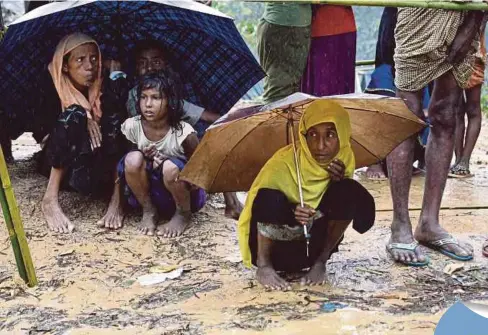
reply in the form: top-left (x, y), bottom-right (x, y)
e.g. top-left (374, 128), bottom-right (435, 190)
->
top-left (42, 197), bottom-right (74, 233)
top-left (97, 203), bottom-right (124, 230)
top-left (157, 209), bottom-right (191, 238)
top-left (256, 266), bottom-right (291, 291)
top-left (138, 206), bottom-right (158, 236)
top-left (300, 262), bottom-right (326, 286)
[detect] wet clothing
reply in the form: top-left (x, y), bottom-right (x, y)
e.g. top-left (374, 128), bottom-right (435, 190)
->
top-left (37, 103), bottom-right (125, 196)
top-left (394, 9), bottom-right (479, 91)
top-left (257, 20), bottom-right (310, 104)
top-left (262, 3), bottom-right (311, 27)
top-left (249, 179), bottom-right (375, 272)
top-left (238, 100), bottom-right (357, 268)
top-left (301, 5), bottom-right (356, 96)
top-left (121, 116), bottom-right (196, 161)
top-left (117, 154), bottom-right (206, 219)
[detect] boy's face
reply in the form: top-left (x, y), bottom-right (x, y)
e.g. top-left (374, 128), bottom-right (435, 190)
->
top-left (136, 48), bottom-right (166, 77)
top-left (140, 87), bottom-right (168, 122)
top-left (305, 122), bottom-right (340, 165)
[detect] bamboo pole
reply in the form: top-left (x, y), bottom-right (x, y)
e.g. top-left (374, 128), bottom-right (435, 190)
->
top-left (0, 147), bottom-right (37, 287)
top-left (246, 0), bottom-right (488, 10)
top-left (356, 59), bottom-right (375, 66)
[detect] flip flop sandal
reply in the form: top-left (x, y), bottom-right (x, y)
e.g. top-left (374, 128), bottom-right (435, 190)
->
top-left (386, 241), bottom-right (430, 267)
top-left (421, 236), bottom-right (473, 261)
top-left (448, 167), bottom-right (474, 179)
top-left (482, 241), bottom-right (488, 258)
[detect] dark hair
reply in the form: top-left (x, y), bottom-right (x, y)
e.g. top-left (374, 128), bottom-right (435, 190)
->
top-left (136, 69), bottom-right (184, 133)
top-left (132, 40), bottom-right (168, 62)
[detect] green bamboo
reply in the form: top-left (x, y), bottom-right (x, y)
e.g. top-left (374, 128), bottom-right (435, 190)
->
top-left (0, 147), bottom-right (37, 287)
top-left (0, 179), bottom-right (27, 282)
top-left (245, 0), bottom-right (488, 10)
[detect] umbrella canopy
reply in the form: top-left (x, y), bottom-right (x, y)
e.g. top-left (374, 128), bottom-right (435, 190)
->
top-left (180, 92), bottom-right (427, 193)
top-left (0, 0), bottom-right (265, 117)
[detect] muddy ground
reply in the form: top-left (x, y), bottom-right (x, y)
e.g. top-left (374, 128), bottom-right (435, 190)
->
top-left (1, 120), bottom-right (488, 334)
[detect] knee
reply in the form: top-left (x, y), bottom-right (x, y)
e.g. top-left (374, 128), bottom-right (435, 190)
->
top-left (162, 161), bottom-right (180, 184)
top-left (124, 151), bottom-right (145, 173)
top-left (429, 98), bottom-right (457, 131)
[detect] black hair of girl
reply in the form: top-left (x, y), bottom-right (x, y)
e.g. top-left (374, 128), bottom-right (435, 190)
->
top-left (135, 69), bottom-right (184, 133)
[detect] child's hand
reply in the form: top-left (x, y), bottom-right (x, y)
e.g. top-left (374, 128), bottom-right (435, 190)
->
top-left (152, 151), bottom-right (168, 170)
top-left (143, 144), bottom-right (157, 158)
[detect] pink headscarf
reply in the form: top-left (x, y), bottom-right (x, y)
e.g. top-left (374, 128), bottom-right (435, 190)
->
top-left (48, 33), bottom-right (103, 120)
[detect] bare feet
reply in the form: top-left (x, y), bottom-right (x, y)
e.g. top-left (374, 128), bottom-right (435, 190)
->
top-left (366, 163), bottom-right (386, 180)
top-left (256, 266), bottom-right (291, 290)
top-left (300, 262), bottom-right (326, 286)
top-left (387, 219), bottom-right (427, 265)
top-left (138, 206), bottom-right (158, 236)
top-left (157, 209), bottom-right (191, 238)
top-left (42, 197), bottom-right (74, 233)
top-left (97, 204), bottom-right (124, 230)
top-left (224, 192), bottom-right (243, 220)
top-left (414, 221), bottom-right (473, 259)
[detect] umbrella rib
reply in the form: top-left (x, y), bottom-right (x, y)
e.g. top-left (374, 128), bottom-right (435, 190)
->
top-left (211, 114), bottom-right (283, 186)
top-left (351, 138), bottom-right (382, 162)
top-left (345, 107), bottom-right (426, 124)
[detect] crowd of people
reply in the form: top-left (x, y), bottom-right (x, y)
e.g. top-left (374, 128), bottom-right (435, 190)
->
top-left (1, 2), bottom-right (488, 290)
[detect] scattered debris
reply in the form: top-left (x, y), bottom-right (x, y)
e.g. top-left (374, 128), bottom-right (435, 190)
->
top-left (138, 268), bottom-right (184, 286)
top-left (444, 264), bottom-right (464, 276)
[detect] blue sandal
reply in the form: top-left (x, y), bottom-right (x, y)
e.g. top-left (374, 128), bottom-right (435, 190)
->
top-left (386, 241), bottom-right (430, 267)
top-left (420, 236), bottom-right (473, 261)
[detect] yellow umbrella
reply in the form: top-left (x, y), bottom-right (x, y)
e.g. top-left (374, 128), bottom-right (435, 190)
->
top-left (180, 93), bottom-right (426, 193)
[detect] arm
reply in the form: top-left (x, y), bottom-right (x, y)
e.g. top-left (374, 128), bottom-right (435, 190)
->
top-left (447, 11), bottom-right (485, 65)
top-left (182, 133), bottom-right (199, 160)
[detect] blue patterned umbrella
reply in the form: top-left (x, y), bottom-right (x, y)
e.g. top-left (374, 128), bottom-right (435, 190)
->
top-left (0, 0), bottom-right (265, 118)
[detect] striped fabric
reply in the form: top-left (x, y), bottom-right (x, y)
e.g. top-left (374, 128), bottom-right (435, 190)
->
top-left (394, 8), bottom-right (478, 91)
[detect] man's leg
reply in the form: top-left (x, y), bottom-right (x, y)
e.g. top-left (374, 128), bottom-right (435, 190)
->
top-left (414, 71), bottom-right (473, 257)
top-left (223, 192), bottom-right (243, 220)
top-left (452, 85), bottom-right (482, 175)
top-left (453, 92), bottom-right (466, 166)
top-left (387, 89), bottom-right (427, 264)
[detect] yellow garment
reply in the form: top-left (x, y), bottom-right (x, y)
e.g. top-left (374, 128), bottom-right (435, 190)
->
top-left (238, 100), bottom-right (356, 268)
top-left (48, 33), bottom-right (103, 120)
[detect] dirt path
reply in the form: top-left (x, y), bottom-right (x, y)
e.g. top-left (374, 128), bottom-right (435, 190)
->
top-left (1, 121), bottom-right (488, 334)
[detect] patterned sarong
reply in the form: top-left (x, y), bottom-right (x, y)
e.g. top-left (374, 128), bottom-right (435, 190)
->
top-left (394, 9), bottom-right (480, 91)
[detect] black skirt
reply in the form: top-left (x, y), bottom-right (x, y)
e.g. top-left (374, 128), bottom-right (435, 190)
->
top-left (249, 179), bottom-right (375, 272)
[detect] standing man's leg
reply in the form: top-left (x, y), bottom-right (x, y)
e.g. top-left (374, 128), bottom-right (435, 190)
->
top-left (414, 71), bottom-right (473, 258)
top-left (386, 90), bottom-right (427, 264)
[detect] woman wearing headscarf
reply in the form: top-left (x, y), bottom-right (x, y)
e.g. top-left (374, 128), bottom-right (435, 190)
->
top-left (34, 33), bottom-right (125, 233)
top-left (238, 100), bottom-right (375, 290)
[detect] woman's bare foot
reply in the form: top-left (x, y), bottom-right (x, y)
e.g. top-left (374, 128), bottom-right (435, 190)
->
top-left (138, 206), bottom-right (158, 236)
top-left (366, 163), bottom-right (387, 180)
top-left (97, 203), bottom-right (124, 230)
top-left (42, 197), bottom-right (74, 233)
top-left (157, 209), bottom-right (191, 238)
top-left (256, 266), bottom-right (291, 291)
top-left (300, 262), bottom-right (326, 286)
top-left (224, 192), bottom-right (243, 220)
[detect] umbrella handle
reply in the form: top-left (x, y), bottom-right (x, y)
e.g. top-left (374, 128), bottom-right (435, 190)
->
top-left (287, 110), bottom-right (304, 208)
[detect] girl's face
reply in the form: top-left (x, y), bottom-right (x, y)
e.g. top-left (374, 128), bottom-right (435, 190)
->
top-left (305, 122), bottom-right (340, 165)
top-left (140, 87), bottom-right (168, 122)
